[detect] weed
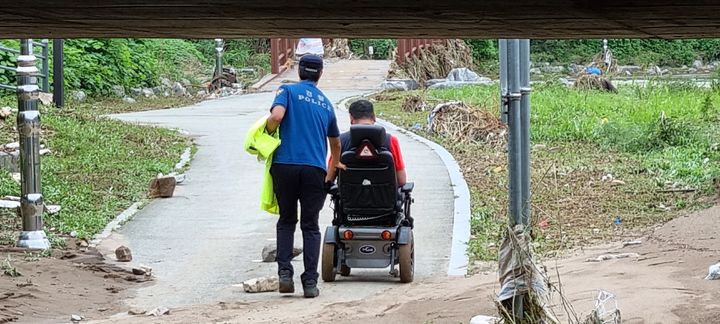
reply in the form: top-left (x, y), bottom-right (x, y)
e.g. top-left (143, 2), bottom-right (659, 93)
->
top-left (2, 256), bottom-right (21, 277)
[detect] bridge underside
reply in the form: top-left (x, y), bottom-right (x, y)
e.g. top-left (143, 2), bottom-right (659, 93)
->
top-left (2, 1), bottom-right (720, 39)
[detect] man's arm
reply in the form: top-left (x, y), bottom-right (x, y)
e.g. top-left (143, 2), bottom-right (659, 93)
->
top-left (325, 136), bottom-right (343, 182)
top-left (396, 169), bottom-right (407, 187)
top-left (266, 105), bottom-right (286, 134)
top-left (389, 136), bottom-right (407, 186)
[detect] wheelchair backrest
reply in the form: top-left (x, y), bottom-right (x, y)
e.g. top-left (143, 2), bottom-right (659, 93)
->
top-left (338, 124), bottom-right (397, 216)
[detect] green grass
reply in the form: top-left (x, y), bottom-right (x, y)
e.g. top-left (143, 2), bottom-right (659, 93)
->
top-left (0, 96), bottom-right (192, 242)
top-left (371, 83), bottom-right (720, 263)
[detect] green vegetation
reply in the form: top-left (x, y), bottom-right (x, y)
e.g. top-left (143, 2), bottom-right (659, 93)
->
top-left (349, 39), bottom-right (397, 59)
top-left (372, 83), bottom-right (720, 263)
top-left (0, 97), bottom-right (192, 243)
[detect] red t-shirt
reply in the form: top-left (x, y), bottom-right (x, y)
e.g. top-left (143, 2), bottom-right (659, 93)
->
top-left (329, 134), bottom-right (406, 171)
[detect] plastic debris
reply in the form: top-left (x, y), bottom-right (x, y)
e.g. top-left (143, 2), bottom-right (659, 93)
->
top-left (705, 262), bottom-right (720, 280)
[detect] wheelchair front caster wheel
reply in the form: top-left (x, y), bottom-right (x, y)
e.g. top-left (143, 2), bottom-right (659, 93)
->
top-left (340, 264), bottom-right (351, 277)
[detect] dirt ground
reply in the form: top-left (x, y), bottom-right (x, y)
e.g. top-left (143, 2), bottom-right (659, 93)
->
top-left (0, 247), bottom-right (151, 324)
top-left (81, 205), bottom-right (720, 324)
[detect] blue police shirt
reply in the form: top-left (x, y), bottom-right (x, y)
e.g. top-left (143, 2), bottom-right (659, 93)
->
top-left (271, 80), bottom-right (340, 171)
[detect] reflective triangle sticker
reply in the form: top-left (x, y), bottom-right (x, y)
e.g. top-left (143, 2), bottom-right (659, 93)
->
top-left (359, 146), bottom-right (373, 157)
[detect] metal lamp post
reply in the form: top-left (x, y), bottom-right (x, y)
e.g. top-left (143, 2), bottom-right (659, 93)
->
top-left (15, 39), bottom-right (50, 249)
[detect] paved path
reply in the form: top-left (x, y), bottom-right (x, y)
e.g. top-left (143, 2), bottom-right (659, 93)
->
top-left (105, 69), bottom-right (458, 309)
top-left (260, 59), bottom-right (391, 91)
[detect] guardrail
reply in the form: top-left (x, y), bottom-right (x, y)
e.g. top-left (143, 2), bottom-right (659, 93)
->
top-left (0, 39), bottom-right (49, 92)
top-left (396, 39), bottom-right (446, 64)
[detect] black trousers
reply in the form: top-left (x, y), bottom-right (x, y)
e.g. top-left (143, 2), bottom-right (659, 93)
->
top-left (270, 164), bottom-right (326, 283)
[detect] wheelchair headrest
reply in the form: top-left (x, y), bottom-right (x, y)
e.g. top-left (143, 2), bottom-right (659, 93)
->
top-left (349, 124), bottom-right (386, 150)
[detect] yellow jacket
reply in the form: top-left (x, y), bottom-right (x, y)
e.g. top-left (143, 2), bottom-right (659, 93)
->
top-left (244, 116), bottom-right (281, 214)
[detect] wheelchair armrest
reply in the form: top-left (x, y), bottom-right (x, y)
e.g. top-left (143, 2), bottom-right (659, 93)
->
top-left (401, 182), bottom-right (414, 193)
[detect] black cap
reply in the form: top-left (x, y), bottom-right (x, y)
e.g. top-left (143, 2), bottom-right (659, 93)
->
top-left (299, 54), bottom-right (323, 73)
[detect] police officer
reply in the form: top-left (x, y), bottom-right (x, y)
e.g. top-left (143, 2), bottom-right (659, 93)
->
top-left (266, 54), bottom-right (342, 298)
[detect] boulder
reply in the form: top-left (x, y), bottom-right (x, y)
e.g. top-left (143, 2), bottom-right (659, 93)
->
top-left (111, 85), bottom-right (125, 98)
top-left (71, 90), bottom-right (87, 102)
top-left (38, 92), bottom-right (53, 106)
top-left (130, 87), bottom-right (143, 97)
top-left (529, 67), bottom-right (542, 75)
top-left (159, 77), bottom-right (173, 89)
top-left (242, 276), bottom-right (279, 293)
top-left (446, 67), bottom-right (481, 82)
top-left (141, 88), bottom-right (154, 98)
top-left (380, 79), bottom-right (419, 91)
top-left (132, 265), bottom-right (152, 276)
top-left (692, 59), bottom-right (704, 69)
top-left (172, 82), bottom-right (186, 96)
top-left (261, 244), bottom-right (303, 262)
top-left (541, 65), bottom-right (564, 74)
top-left (148, 175), bottom-right (177, 198)
top-left (115, 246), bottom-right (132, 262)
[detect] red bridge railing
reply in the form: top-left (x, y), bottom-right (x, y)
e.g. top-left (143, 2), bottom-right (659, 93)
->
top-left (396, 39), bottom-right (446, 64)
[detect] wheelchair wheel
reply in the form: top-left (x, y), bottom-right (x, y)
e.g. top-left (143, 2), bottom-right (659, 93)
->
top-left (399, 233), bottom-right (414, 283)
top-left (340, 264), bottom-right (351, 277)
top-left (322, 243), bottom-right (337, 282)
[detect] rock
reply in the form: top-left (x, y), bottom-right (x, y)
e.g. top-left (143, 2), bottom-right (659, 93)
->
top-left (181, 79), bottom-right (191, 87)
top-left (38, 93), bottom-right (53, 106)
top-left (693, 59), bottom-right (704, 69)
top-left (381, 79), bottom-right (419, 91)
top-left (71, 90), bottom-right (87, 102)
top-left (115, 246), bottom-right (132, 262)
top-left (647, 65), bottom-right (663, 75)
top-left (141, 88), bottom-right (154, 98)
top-left (0, 200), bottom-right (20, 209)
top-left (242, 276), bottom-right (279, 293)
top-left (529, 67), bottom-right (542, 75)
top-left (148, 176), bottom-right (177, 198)
top-left (70, 231), bottom-right (77, 238)
top-left (110, 85), bottom-right (125, 98)
top-left (131, 88), bottom-right (142, 97)
top-left (586, 252), bottom-right (640, 262)
top-left (195, 90), bottom-right (207, 98)
top-left (71, 314), bottom-right (83, 322)
top-left (159, 77), bottom-right (173, 89)
top-left (128, 308), bottom-right (146, 315)
top-left (220, 87), bottom-right (233, 97)
top-left (44, 205), bottom-right (61, 214)
top-left (122, 97), bottom-right (136, 104)
top-left (618, 65), bottom-right (642, 75)
top-left (147, 307), bottom-right (170, 317)
top-left (688, 68), bottom-right (698, 74)
top-left (163, 90), bottom-right (171, 98)
top-left (39, 149), bottom-right (51, 156)
top-left (4, 142), bottom-right (19, 150)
top-left (11, 173), bottom-right (20, 184)
top-left (207, 93), bottom-right (218, 100)
top-left (132, 265), bottom-right (152, 276)
top-left (152, 86), bottom-right (164, 96)
top-left (446, 67), bottom-right (481, 82)
top-left (568, 64), bottom-right (583, 74)
top-left (470, 315), bottom-right (500, 324)
top-left (261, 244), bottom-right (303, 262)
top-left (232, 83), bottom-right (243, 89)
top-left (172, 82), bottom-right (186, 96)
top-left (79, 240), bottom-right (89, 248)
top-left (541, 65), bottom-right (565, 74)
top-left (705, 262), bottom-right (720, 280)
top-left (558, 77), bottom-right (573, 87)
top-left (0, 106), bottom-right (11, 119)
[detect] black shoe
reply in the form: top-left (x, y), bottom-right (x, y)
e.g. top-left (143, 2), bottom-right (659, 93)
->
top-left (302, 280), bottom-right (319, 298)
top-left (278, 270), bottom-right (294, 294)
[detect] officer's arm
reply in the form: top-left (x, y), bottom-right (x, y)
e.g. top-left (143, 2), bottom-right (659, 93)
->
top-left (266, 105), bottom-right (286, 134)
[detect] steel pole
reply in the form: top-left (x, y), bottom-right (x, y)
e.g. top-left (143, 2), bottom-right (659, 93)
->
top-left (16, 39), bottom-right (50, 249)
top-left (215, 38), bottom-right (224, 79)
top-left (507, 39), bottom-right (522, 227)
top-left (519, 39), bottom-right (531, 226)
top-left (52, 39), bottom-right (64, 108)
top-left (41, 39), bottom-right (49, 92)
top-left (506, 39), bottom-right (525, 321)
top-left (499, 39), bottom-right (509, 124)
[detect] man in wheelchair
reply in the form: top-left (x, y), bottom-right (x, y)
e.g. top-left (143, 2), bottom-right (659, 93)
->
top-left (322, 100), bottom-right (415, 283)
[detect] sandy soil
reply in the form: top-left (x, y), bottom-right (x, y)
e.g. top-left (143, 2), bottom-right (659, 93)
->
top-left (85, 205), bottom-right (720, 324)
top-left (0, 247), bottom-right (151, 324)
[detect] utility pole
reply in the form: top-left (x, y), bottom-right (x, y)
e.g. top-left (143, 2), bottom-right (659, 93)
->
top-left (16, 39), bottom-right (50, 249)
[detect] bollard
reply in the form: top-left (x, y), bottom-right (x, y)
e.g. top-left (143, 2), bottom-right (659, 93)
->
top-left (15, 39), bottom-right (50, 249)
